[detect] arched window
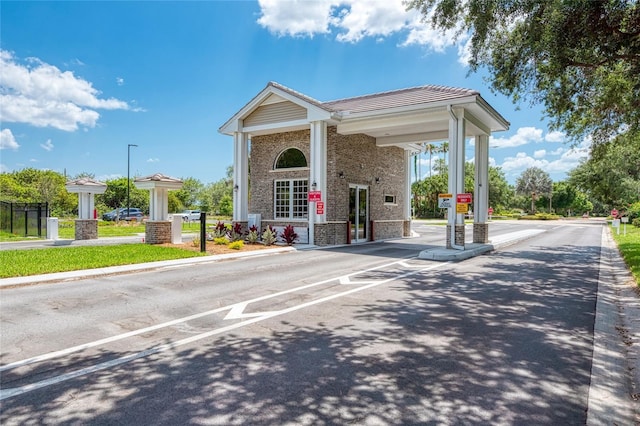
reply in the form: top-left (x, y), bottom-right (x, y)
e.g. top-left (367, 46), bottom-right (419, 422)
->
top-left (275, 148), bottom-right (307, 169)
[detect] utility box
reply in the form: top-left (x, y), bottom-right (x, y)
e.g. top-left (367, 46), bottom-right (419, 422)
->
top-left (46, 217), bottom-right (59, 240)
top-left (171, 214), bottom-right (182, 244)
top-left (248, 213), bottom-right (261, 231)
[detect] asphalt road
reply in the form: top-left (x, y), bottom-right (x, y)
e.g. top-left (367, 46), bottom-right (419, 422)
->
top-left (0, 221), bottom-right (604, 424)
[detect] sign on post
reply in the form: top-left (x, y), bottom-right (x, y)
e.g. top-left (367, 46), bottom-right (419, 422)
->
top-left (611, 209), bottom-right (619, 218)
top-left (316, 201), bottom-right (325, 215)
top-left (438, 193), bottom-right (453, 209)
top-left (457, 193), bottom-right (472, 203)
top-left (456, 203), bottom-right (468, 213)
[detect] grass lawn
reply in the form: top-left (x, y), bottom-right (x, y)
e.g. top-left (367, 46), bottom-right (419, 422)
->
top-left (0, 245), bottom-right (204, 278)
top-left (611, 223), bottom-right (640, 286)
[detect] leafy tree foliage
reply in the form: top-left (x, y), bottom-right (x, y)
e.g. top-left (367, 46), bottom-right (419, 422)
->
top-left (98, 177), bottom-right (149, 213)
top-left (569, 131), bottom-right (640, 209)
top-left (515, 167), bottom-right (552, 213)
top-left (0, 168), bottom-right (76, 216)
top-left (406, 0), bottom-right (640, 146)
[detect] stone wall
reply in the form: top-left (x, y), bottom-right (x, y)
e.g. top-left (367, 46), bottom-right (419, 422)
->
top-left (145, 221), bottom-right (172, 244)
top-left (372, 220), bottom-right (405, 241)
top-left (446, 224), bottom-right (466, 248)
top-left (75, 219), bottom-right (98, 240)
top-left (473, 223), bottom-right (489, 243)
top-left (249, 126), bottom-right (407, 245)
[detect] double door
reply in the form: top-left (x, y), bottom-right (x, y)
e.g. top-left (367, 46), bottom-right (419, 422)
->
top-left (348, 185), bottom-right (368, 243)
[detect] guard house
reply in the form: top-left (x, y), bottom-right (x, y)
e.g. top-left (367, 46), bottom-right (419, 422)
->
top-left (219, 82), bottom-right (509, 247)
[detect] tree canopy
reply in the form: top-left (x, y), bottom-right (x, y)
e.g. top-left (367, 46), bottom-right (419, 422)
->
top-left (406, 0), bottom-right (640, 146)
top-left (516, 167), bottom-right (552, 213)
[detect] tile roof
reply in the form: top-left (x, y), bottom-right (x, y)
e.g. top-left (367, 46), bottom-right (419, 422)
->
top-left (322, 85), bottom-right (479, 114)
top-left (270, 81), bottom-right (478, 115)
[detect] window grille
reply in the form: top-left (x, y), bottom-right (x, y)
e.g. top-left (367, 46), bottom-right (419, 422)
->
top-left (274, 179), bottom-right (308, 219)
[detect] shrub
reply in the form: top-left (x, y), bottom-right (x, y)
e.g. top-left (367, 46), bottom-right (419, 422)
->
top-left (212, 221), bottom-right (227, 238)
top-left (633, 218), bottom-right (640, 228)
top-left (227, 222), bottom-right (244, 242)
top-left (262, 226), bottom-right (277, 246)
top-left (281, 224), bottom-right (298, 245)
top-left (228, 240), bottom-right (244, 250)
top-left (213, 237), bottom-right (228, 245)
top-left (246, 224), bottom-right (260, 244)
top-left (191, 237), bottom-right (200, 247)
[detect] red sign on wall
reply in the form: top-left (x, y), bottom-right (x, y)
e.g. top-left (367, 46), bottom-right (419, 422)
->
top-left (308, 191), bottom-right (322, 202)
top-left (316, 201), bottom-right (325, 215)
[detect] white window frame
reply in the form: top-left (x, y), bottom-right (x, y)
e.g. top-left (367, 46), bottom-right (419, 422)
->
top-left (274, 179), bottom-right (308, 220)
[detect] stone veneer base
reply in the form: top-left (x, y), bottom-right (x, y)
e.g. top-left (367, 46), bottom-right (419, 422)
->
top-left (75, 219), bottom-right (98, 240)
top-left (145, 221), bottom-right (172, 244)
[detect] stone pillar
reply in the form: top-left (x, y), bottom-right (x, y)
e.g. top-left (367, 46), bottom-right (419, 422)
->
top-left (473, 223), bottom-right (489, 244)
top-left (75, 219), bottom-right (98, 240)
top-left (446, 224), bottom-right (466, 248)
top-left (145, 221), bottom-right (172, 244)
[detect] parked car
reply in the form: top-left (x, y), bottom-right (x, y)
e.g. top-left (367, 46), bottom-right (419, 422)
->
top-left (179, 209), bottom-right (201, 221)
top-left (103, 208), bottom-right (124, 221)
top-left (102, 208), bottom-right (143, 221)
top-left (120, 208), bottom-right (143, 221)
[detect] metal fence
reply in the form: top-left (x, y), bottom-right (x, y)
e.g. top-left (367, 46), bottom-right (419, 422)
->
top-left (0, 201), bottom-right (49, 237)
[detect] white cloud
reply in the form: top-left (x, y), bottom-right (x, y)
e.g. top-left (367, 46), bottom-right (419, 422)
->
top-left (256, 0), bottom-right (468, 59)
top-left (0, 128), bottom-right (20, 150)
top-left (500, 146), bottom-right (589, 177)
top-left (29, 158), bottom-right (38, 163)
top-left (550, 147), bottom-right (565, 156)
top-left (257, 0), bottom-right (337, 38)
top-left (544, 130), bottom-right (565, 143)
top-left (0, 163), bottom-right (9, 173)
top-left (40, 139), bottom-right (54, 151)
top-left (147, 157), bottom-right (160, 163)
top-left (96, 173), bottom-right (122, 181)
top-left (490, 127), bottom-right (543, 148)
top-left (534, 149), bottom-right (546, 159)
top-left (116, 77), bottom-right (124, 86)
top-left (0, 49), bottom-right (132, 131)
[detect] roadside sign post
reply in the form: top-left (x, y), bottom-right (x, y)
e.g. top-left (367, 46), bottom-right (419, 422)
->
top-left (622, 216), bottom-right (629, 235)
top-left (611, 209), bottom-right (618, 218)
top-left (612, 218), bottom-right (621, 235)
top-left (488, 207), bottom-right (494, 221)
top-left (438, 193), bottom-right (453, 209)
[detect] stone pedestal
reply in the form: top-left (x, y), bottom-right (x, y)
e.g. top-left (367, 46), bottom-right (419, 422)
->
top-left (75, 219), bottom-right (98, 240)
top-left (403, 220), bottom-right (411, 237)
top-left (145, 221), bottom-right (172, 244)
top-left (473, 223), bottom-right (489, 244)
top-left (446, 224), bottom-right (466, 248)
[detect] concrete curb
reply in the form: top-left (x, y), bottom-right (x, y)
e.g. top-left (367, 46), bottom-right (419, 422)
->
top-left (587, 225), bottom-right (639, 425)
top-left (0, 246), bottom-right (296, 289)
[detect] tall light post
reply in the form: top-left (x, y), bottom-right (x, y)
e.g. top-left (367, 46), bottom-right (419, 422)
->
top-left (127, 144), bottom-right (138, 218)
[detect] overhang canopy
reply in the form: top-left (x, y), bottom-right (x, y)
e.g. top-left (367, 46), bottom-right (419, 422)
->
top-left (219, 81), bottom-right (510, 149)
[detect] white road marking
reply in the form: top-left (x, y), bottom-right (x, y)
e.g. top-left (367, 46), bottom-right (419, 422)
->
top-left (0, 261), bottom-right (449, 400)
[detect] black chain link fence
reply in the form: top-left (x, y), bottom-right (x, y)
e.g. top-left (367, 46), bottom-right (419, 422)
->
top-left (0, 201), bottom-right (49, 237)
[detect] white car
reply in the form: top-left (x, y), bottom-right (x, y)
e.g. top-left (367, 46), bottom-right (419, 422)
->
top-left (179, 210), bottom-right (201, 221)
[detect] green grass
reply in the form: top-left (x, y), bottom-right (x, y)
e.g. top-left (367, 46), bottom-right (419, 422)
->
top-left (611, 224), bottom-right (640, 286)
top-left (56, 220), bottom-right (203, 239)
top-left (0, 245), bottom-right (204, 278)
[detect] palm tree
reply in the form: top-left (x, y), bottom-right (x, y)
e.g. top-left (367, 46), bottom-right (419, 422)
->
top-left (516, 167), bottom-right (552, 213)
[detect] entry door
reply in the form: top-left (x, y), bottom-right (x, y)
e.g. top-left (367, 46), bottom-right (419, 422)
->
top-left (349, 185), bottom-right (369, 243)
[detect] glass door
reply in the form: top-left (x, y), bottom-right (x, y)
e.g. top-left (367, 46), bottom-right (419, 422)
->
top-left (349, 185), bottom-right (369, 243)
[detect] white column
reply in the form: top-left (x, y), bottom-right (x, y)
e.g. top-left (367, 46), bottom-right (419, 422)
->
top-left (233, 132), bottom-right (249, 222)
top-left (447, 106), bottom-right (465, 249)
top-left (474, 134), bottom-right (489, 223)
top-left (309, 121), bottom-right (327, 246)
top-left (404, 150), bottom-right (412, 220)
top-left (78, 193), bottom-right (92, 219)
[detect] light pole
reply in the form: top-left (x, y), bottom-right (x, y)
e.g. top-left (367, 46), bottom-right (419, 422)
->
top-left (127, 144), bottom-right (138, 218)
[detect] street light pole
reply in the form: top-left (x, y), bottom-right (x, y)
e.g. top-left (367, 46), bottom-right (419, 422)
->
top-left (127, 144), bottom-right (138, 218)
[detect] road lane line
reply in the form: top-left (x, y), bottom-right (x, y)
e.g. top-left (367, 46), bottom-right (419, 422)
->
top-left (1, 257), bottom-right (439, 373)
top-left (0, 261), bottom-right (450, 400)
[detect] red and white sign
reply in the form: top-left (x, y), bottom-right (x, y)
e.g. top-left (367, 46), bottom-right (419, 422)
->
top-left (611, 209), bottom-right (619, 218)
top-left (457, 193), bottom-right (472, 203)
top-left (308, 191), bottom-right (322, 202)
top-left (316, 201), bottom-right (325, 215)
top-left (488, 207), bottom-right (494, 215)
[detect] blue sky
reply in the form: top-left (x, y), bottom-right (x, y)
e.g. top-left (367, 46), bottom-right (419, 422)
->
top-left (0, 0), bottom-right (589, 185)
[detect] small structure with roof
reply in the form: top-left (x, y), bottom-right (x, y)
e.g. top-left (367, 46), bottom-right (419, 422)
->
top-left (65, 178), bottom-right (107, 240)
top-left (219, 82), bottom-right (509, 248)
top-left (134, 173), bottom-right (183, 244)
